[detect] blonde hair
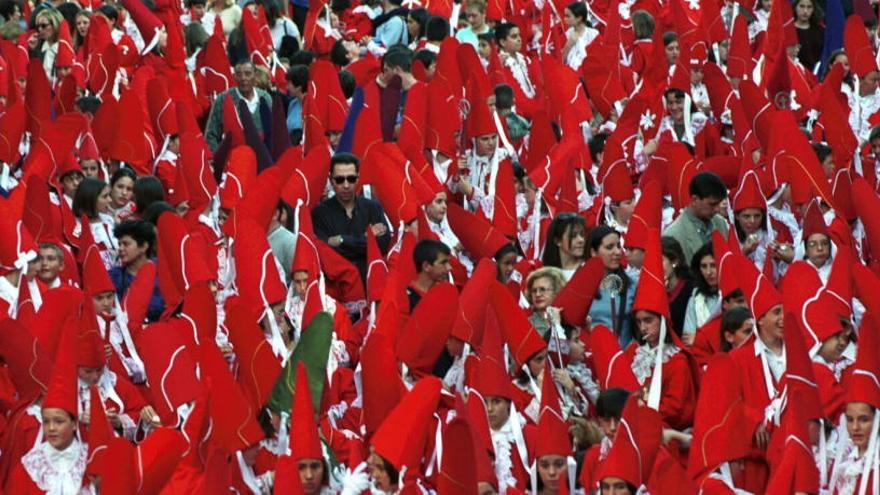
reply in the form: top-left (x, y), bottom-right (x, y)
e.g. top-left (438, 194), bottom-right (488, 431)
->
top-left (466, 0), bottom-right (487, 13)
top-left (525, 266), bottom-right (566, 305)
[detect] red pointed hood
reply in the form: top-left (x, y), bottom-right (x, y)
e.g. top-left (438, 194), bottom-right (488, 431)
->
top-left (472, 318), bottom-right (513, 400)
top-left (632, 228), bottom-right (670, 320)
top-left (735, 251), bottom-right (782, 319)
top-left (371, 376), bottom-right (442, 471)
top-left (845, 15), bottom-right (879, 78)
top-left (446, 203), bottom-right (511, 260)
top-left (121, 0), bottom-right (165, 54)
top-left (591, 324), bottom-right (640, 391)
top-left (846, 312), bottom-right (880, 408)
top-left (219, 145), bottom-right (258, 210)
top-left (42, 323), bottom-right (78, 417)
top-left (451, 259), bottom-right (497, 346)
top-left (801, 199), bottom-right (829, 240)
top-left (489, 281), bottom-right (546, 367)
top-left (86, 385), bottom-right (113, 476)
top-left (732, 169), bottom-right (767, 212)
top-left (290, 362), bottom-right (323, 461)
top-left (625, 180), bottom-right (663, 250)
top-left (360, 332), bottom-right (406, 437)
top-left (712, 230), bottom-right (739, 298)
top-left (534, 361), bottom-right (572, 458)
top-left (136, 322), bottom-right (201, 425)
top-left (596, 397), bottom-right (663, 488)
top-left (396, 283), bottom-right (459, 376)
top-left (553, 256), bottom-right (606, 327)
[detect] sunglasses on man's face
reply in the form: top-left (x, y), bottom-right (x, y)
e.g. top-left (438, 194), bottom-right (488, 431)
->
top-left (332, 175), bottom-right (358, 185)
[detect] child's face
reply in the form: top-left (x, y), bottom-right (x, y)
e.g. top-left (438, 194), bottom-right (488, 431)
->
top-left (478, 40), bottom-right (491, 59)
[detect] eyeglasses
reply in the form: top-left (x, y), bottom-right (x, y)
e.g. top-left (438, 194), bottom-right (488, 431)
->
top-left (806, 239), bottom-right (830, 249)
top-left (36, 22), bottom-right (50, 29)
top-left (530, 286), bottom-right (552, 295)
top-left (332, 175), bottom-right (358, 185)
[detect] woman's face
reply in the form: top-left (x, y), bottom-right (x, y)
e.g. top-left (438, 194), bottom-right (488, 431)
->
top-left (529, 276), bottom-right (557, 311)
top-left (537, 454), bottom-right (567, 493)
top-left (96, 186), bottom-right (112, 215)
top-left (36, 15), bottom-right (57, 41)
top-left (42, 407), bottom-right (77, 451)
top-left (805, 233), bottom-right (831, 268)
top-left (76, 14), bottom-right (90, 37)
top-left (723, 318), bottom-right (754, 349)
top-left (568, 328), bottom-right (585, 362)
top-left (817, 328), bottom-right (851, 363)
top-left (527, 348), bottom-right (548, 378)
top-left (736, 208), bottom-right (764, 235)
top-left (600, 476), bottom-right (633, 495)
top-left (796, 0), bottom-right (813, 21)
top-left (662, 255), bottom-right (677, 286)
top-left (665, 41), bottom-right (680, 66)
top-left (111, 177), bottom-right (134, 208)
top-left (699, 254), bottom-right (718, 288)
top-left (485, 396), bottom-right (511, 430)
top-left (846, 402), bottom-right (875, 452)
top-left (564, 8), bottom-right (579, 28)
top-left (634, 310), bottom-right (661, 347)
top-left (613, 199), bottom-right (635, 226)
top-left (367, 452), bottom-right (394, 492)
top-left (407, 16), bottom-right (420, 38)
top-left (298, 459), bottom-right (324, 495)
top-left (592, 233), bottom-right (622, 271)
top-left (497, 251), bottom-right (517, 283)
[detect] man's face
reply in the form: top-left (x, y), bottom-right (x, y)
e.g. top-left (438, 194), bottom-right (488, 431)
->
top-left (38, 247), bottom-right (64, 283)
top-left (475, 133), bottom-right (498, 157)
top-left (60, 171), bottom-right (84, 198)
top-left (234, 64), bottom-right (256, 93)
top-left (117, 235), bottom-right (148, 267)
top-left (191, 3), bottom-right (206, 19)
top-left (330, 163), bottom-right (359, 203)
top-left (92, 292), bottom-right (115, 315)
top-left (500, 27), bottom-right (522, 54)
top-left (81, 159), bottom-right (100, 178)
top-left (465, 8), bottom-right (485, 29)
top-left (691, 195), bottom-right (722, 220)
top-left (666, 94), bottom-right (685, 122)
top-left (423, 252), bottom-right (451, 282)
top-left (292, 271), bottom-right (309, 299)
top-left (425, 192), bottom-right (448, 223)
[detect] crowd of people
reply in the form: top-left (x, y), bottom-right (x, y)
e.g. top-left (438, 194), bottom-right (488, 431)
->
top-left (1, 0), bottom-right (880, 492)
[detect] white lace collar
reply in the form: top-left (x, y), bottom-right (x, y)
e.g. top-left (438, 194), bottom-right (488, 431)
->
top-left (631, 343), bottom-right (679, 386)
top-left (23, 439), bottom-right (88, 494)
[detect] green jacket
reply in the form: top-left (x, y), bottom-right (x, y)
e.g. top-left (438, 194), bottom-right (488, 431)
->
top-left (664, 208), bottom-right (729, 263)
top-left (204, 87), bottom-right (273, 152)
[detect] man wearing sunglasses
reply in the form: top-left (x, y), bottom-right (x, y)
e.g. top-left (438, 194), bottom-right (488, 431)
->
top-left (312, 153), bottom-right (391, 283)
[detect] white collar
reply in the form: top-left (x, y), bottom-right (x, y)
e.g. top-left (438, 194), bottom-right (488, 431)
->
top-left (753, 335), bottom-right (784, 358)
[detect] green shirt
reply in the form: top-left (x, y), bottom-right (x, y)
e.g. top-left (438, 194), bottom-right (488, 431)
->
top-left (664, 208), bottom-right (729, 263)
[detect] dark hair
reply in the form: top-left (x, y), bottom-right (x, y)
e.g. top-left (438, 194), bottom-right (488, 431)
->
top-left (720, 306), bottom-right (753, 352)
top-left (413, 49), bottom-right (437, 72)
top-left (588, 132), bottom-right (609, 163)
top-left (689, 172), bottom-right (727, 200)
top-left (113, 220), bottom-right (157, 256)
top-left (408, 8), bottom-right (429, 38)
top-left (425, 15), bottom-right (449, 42)
top-left (689, 242), bottom-right (718, 297)
top-left (565, 2), bottom-right (588, 24)
top-left (794, 0), bottom-right (824, 27)
top-left (0, 1), bottom-right (18, 22)
top-left (276, 200), bottom-right (295, 231)
top-left (330, 39), bottom-right (352, 67)
top-left (587, 224), bottom-right (618, 256)
top-left (494, 22), bottom-right (518, 45)
top-left (110, 167), bottom-right (137, 187)
top-left (338, 70), bottom-right (356, 99)
top-left (382, 46), bottom-right (413, 72)
top-left (133, 176), bottom-right (166, 215)
top-left (289, 50), bottom-right (315, 67)
top-left (494, 84), bottom-right (515, 110)
top-left (330, 152), bottom-right (360, 173)
top-left (263, 0), bottom-right (283, 26)
top-left (75, 96), bottom-right (101, 115)
top-left (812, 142), bottom-right (832, 164)
top-left (664, 87), bottom-right (686, 99)
top-left (72, 178), bottom-right (107, 218)
top-left (141, 201), bottom-right (176, 226)
top-left (662, 31), bottom-right (678, 46)
top-left (286, 64), bottom-right (310, 92)
top-left (596, 388), bottom-right (630, 418)
top-left (661, 236), bottom-right (690, 282)
top-left (733, 207), bottom-right (766, 240)
top-left (413, 239), bottom-right (451, 272)
top-left (97, 4), bottom-right (118, 22)
top-left (57, 2), bottom-right (79, 27)
top-left (542, 213), bottom-right (586, 268)
top-left (587, 225), bottom-right (632, 331)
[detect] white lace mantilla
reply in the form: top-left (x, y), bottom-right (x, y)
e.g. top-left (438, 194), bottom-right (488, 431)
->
top-left (22, 440), bottom-right (91, 494)
top-left (631, 344), bottom-right (680, 386)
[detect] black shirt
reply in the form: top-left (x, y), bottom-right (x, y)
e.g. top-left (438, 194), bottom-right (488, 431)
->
top-left (311, 195), bottom-right (391, 282)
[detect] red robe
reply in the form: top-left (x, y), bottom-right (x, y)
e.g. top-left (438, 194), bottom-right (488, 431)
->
top-left (624, 344), bottom-right (698, 430)
top-left (812, 361), bottom-right (849, 424)
top-left (0, 406), bottom-right (41, 490)
top-left (691, 316), bottom-right (722, 368)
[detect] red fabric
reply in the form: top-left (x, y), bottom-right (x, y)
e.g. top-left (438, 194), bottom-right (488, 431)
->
top-left (691, 316), bottom-right (722, 368)
top-left (624, 343), bottom-right (697, 430)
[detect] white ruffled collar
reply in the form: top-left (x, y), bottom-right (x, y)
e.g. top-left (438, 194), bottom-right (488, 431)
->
top-left (631, 343), bottom-right (679, 386)
top-left (23, 439), bottom-right (89, 494)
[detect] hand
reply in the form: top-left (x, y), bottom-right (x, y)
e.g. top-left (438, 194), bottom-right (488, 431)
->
top-left (754, 423), bottom-right (770, 450)
top-left (682, 332), bottom-right (695, 346)
top-left (770, 242), bottom-right (795, 263)
top-left (340, 462), bottom-right (371, 495)
top-left (140, 405), bottom-right (161, 426)
top-left (106, 409), bottom-right (122, 429)
top-left (742, 234), bottom-right (760, 255)
top-left (328, 235), bottom-right (343, 247)
top-left (370, 223), bottom-right (387, 237)
top-left (79, 410), bottom-right (90, 426)
top-left (553, 369), bottom-right (575, 394)
top-left (643, 138), bottom-right (659, 157)
top-left (457, 175), bottom-right (474, 197)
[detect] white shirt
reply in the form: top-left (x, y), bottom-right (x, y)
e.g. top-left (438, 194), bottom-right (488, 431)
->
top-left (754, 335), bottom-right (786, 384)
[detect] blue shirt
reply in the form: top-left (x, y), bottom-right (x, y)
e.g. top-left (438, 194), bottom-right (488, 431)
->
top-left (109, 261), bottom-right (166, 323)
top-left (588, 271), bottom-right (638, 348)
top-left (376, 15), bottom-right (407, 48)
top-left (286, 96), bottom-right (303, 133)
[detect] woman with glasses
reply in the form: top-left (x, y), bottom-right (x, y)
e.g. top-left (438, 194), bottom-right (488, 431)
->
top-left (32, 8), bottom-right (63, 80)
top-left (586, 226), bottom-right (637, 347)
top-left (525, 267), bottom-right (566, 340)
top-left (801, 200), bottom-right (835, 283)
top-left (542, 213), bottom-right (587, 281)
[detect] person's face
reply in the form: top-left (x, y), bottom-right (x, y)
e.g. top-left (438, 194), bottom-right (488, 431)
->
top-left (761, 0), bottom-right (773, 10)
top-left (591, 232), bottom-right (622, 271)
top-left (665, 41), bottom-right (680, 66)
top-left (500, 27), bottom-right (522, 54)
top-left (76, 15), bottom-right (90, 37)
top-left (691, 195), bottom-right (723, 220)
top-left (292, 271), bottom-right (310, 299)
top-left (818, 328), bottom-right (851, 363)
top-left (327, 131), bottom-right (342, 150)
top-left (466, 8), bottom-right (485, 29)
top-left (330, 163), bottom-right (359, 204)
top-left (111, 176), bottom-right (134, 208)
top-left (559, 224), bottom-right (586, 260)
top-left (724, 318), bottom-right (754, 349)
top-left (192, 3), bottom-right (207, 19)
top-left (796, 0), bottom-right (813, 21)
top-left (36, 15), bottom-right (57, 41)
top-left (42, 408), bottom-right (76, 451)
top-left (478, 481), bottom-right (497, 495)
top-left (537, 455), bottom-right (566, 493)
top-left (598, 415), bottom-right (619, 439)
top-left (475, 133), bottom-right (498, 157)
top-left (613, 199), bottom-right (635, 226)
top-left (568, 328), bottom-right (585, 362)
top-left (425, 192), bottom-right (448, 223)
top-left (805, 233), bottom-right (831, 268)
top-left (485, 396), bottom-right (511, 430)
top-left (38, 247), bottom-right (64, 283)
top-left (81, 160), bottom-right (100, 178)
top-left (264, 301), bottom-right (291, 342)
top-left (718, 39), bottom-right (729, 63)
top-left (117, 235), bottom-right (148, 267)
top-left (298, 458), bottom-right (324, 495)
top-left (423, 252), bottom-right (451, 283)
top-left (527, 348), bottom-right (547, 378)
top-left (477, 39), bottom-right (492, 60)
top-left (96, 186), bottom-right (112, 214)
top-left (92, 292), bottom-right (115, 315)
top-left (757, 304), bottom-right (784, 343)
top-left (860, 70), bottom-right (880, 96)
top-left (529, 276), bottom-right (557, 311)
top-left (690, 67), bottom-right (704, 85)
top-left (666, 94), bottom-right (685, 122)
top-left (698, 254), bottom-right (717, 288)
top-left (872, 137), bottom-right (880, 161)
top-left (564, 8), bottom-right (580, 28)
top-left (846, 402), bottom-right (875, 452)
top-left (736, 207), bottom-right (763, 235)
top-left (600, 477), bottom-right (633, 495)
top-left (624, 247), bottom-right (645, 269)
top-left (77, 366), bottom-right (103, 386)
top-left (634, 310), bottom-right (661, 347)
top-left (367, 452), bottom-right (394, 491)
top-left (497, 251), bottom-right (516, 283)
top-left (61, 171), bottom-right (84, 198)
top-left (234, 64), bottom-right (256, 93)
top-left (821, 154), bottom-right (835, 179)
top-left (407, 16), bottom-right (420, 38)
top-left (834, 54), bottom-right (850, 74)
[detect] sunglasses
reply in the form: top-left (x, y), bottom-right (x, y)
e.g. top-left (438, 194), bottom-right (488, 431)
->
top-left (332, 175), bottom-right (358, 185)
top-left (36, 22), bottom-right (51, 29)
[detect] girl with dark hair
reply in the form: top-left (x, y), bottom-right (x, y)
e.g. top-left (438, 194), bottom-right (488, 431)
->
top-left (405, 8), bottom-right (428, 50)
top-left (586, 226), bottom-right (637, 347)
top-left (541, 213), bottom-right (586, 281)
top-left (661, 236), bottom-right (694, 337)
top-left (73, 177), bottom-right (117, 269)
top-left (109, 168), bottom-right (137, 222)
top-left (682, 242), bottom-right (721, 339)
top-left (794, 0), bottom-right (824, 71)
top-left (561, 1), bottom-right (598, 71)
top-left (133, 175), bottom-right (166, 217)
